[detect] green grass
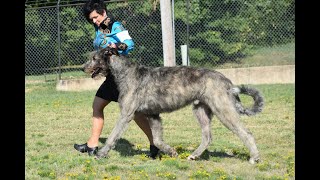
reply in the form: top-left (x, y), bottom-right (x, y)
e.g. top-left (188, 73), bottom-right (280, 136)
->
top-left (25, 83), bottom-right (295, 179)
top-left (25, 70), bottom-right (88, 83)
top-left (244, 43), bottom-right (294, 65)
top-left (213, 42), bottom-right (295, 69)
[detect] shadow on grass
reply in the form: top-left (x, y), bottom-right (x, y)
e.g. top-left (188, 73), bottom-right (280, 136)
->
top-left (199, 150), bottom-right (234, 160)
top-left (99, 137), bottom-right (149, 156)
top-left (97, 138), bottom-right (250, 161)
top-left (200, 149), bottom-right (250, 161)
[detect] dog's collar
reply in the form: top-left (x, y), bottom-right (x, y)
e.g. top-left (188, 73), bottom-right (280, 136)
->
top-left (99, 15), bottom-right (114, 34)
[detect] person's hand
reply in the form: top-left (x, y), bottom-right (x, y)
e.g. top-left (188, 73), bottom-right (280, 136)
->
top-left (107, 42), bottom-right (117, 49)
top-left (107, 42), bottom-right (127, 50)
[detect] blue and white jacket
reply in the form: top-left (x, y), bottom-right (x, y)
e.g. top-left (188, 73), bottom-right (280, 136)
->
top-left (93, 21), bottom-right (134, 55)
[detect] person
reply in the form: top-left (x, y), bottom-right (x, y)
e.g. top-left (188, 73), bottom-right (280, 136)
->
top-left (74, 0), bottom-right (159, 158)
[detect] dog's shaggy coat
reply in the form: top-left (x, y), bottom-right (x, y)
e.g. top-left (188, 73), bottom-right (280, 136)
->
top-left (83, 48), bottom-right (264, 164)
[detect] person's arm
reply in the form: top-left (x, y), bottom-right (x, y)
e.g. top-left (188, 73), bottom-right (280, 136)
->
top-left (109, 22), bottom-right (134, 55)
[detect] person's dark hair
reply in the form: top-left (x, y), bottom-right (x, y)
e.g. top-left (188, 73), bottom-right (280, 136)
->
top-left (83, 0), bottom-right (107, 23)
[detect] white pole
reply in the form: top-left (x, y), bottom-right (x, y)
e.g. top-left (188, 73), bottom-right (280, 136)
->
top-left (181, 45), bottom-right (189, 66)
top-left (172, 0), bottom-right (176, 65)
top-left (160, 0), bottom-right (176, 66)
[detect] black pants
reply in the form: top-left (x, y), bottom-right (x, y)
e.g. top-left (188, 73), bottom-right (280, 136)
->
top-left (95, 74), bottom-right (119, 102)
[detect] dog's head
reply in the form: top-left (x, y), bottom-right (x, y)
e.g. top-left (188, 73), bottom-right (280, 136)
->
top-left (82, 47), bottom-right (119, 78)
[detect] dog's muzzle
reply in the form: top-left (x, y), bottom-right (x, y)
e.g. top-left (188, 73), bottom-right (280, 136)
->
top-left (81, 64), bottom-right (86, 72)
top-left (91, 68), bottom-right (102, 78)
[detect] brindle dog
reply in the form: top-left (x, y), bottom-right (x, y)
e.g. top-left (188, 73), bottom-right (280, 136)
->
top-left (83, 48), bottom-right (264, 164)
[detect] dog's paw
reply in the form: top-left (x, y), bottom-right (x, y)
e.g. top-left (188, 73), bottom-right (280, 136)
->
top-left (95, 151), bottom-right (108, 160)
top-left (170, 150), bottom-right (178, 157)
top-left (249, 156), bottom-right (260, 164)
top-left (187, 155), bottom-right (197, 160)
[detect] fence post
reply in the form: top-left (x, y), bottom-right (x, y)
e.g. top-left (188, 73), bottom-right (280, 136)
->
top-left (160, 0), bottom-right (176, 66)
top-left (172, 0), bottom-right (176, 65)
top-left (186, 0), bottom-right (190, 66)
top-left (57, 0), bottom-right (61, 80)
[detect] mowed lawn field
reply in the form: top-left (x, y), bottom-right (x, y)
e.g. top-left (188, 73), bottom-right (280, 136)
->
top-left (25, 82), bottom-right (295, 180)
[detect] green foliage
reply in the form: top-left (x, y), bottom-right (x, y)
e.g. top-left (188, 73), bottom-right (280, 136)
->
top-left (25, 9), bottom-right (59, 75)
top-left (59, 7), bottom-right (93, 66)
top-left (174, 0), bottom-right (294, 64)
top-left (175, 0), bottom-right (208, 25)
top-left (25, 0), bottom-right (295, 73)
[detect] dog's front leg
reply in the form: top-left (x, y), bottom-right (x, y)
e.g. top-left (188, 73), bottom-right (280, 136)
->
top-left (95, 110), bottom-right (135, 159)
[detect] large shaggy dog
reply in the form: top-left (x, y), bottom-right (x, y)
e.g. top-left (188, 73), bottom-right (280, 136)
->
top-left (83, 48), bottom-right (264, 164)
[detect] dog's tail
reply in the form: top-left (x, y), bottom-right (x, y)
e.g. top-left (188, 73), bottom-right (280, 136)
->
top-left (231, 85), bottom-right (264, 116)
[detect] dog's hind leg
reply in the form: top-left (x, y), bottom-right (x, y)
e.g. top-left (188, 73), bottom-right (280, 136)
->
top-left (188, 102), bottom-right (213, 160)
top-left (207, 94), bottom-right (260, 164)
top-left (147, 114), bottom-right (178, 157)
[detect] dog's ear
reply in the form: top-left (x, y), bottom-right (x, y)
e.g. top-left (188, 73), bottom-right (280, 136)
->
top-left (112, 48), bottom-right (120, 56)
top-left (107, 47), bottom-right (119, 56)
top-left (103, 47), bottom-right (112, 57)
top-left (103, 47), bottom-right (119, 59)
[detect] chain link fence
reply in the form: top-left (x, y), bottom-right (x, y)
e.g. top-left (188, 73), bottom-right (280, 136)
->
top-left (25, 0), bottom-right (295, 84)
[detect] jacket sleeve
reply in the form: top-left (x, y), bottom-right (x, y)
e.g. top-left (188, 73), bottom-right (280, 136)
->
top-left (110, 22), bottom-right (134, 55)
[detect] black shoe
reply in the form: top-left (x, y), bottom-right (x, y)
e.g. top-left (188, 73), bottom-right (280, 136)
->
top-left (146, 145), bottom-right (159, 159)
top-left (74, 143), bottom-right (98, 156)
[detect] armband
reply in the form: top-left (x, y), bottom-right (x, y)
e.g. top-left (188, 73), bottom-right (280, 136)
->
top-left (115, 42), bottom-right (128, 50)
